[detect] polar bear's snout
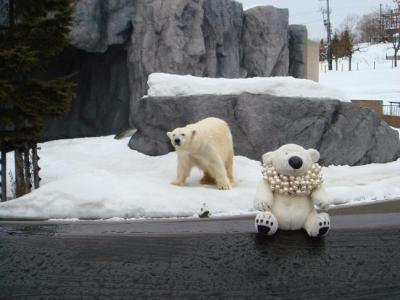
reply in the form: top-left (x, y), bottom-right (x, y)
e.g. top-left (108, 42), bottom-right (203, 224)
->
top-left (174, 138), bottom-right (181, 146)
top-left (288, 156), bottom-right (303, 169)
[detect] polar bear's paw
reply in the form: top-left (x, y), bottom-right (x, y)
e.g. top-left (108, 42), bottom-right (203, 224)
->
top-left (255, 212), bottom-right (278, 236)
top-left (216, 180), bottom-right (232, 190)
top-left (309, 213), bottom-right (330, 237)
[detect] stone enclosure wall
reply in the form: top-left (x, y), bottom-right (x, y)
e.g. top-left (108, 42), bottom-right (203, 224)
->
top-left (41, 0), bottom-right (308, 140)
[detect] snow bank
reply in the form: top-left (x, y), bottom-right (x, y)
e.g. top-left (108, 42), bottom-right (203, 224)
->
top-left (320, 43), bottom-right (400, 103)
top-left (0, 136), bottom-right (399, 220)
top-left (146, 73), bottom-right (350, 102)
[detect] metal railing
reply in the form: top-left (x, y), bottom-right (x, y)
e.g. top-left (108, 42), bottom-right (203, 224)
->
top-left (383, 102), bottom-right (400, 116)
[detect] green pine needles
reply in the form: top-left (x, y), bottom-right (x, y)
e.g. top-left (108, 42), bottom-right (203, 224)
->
top-left (0, 0), bottom-right (76, 147)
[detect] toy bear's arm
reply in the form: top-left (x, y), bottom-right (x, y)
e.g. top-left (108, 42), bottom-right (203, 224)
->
top-left (254, 180), bottom-right (274, 211)
top-left (311, 186), bottom-right (330, 209)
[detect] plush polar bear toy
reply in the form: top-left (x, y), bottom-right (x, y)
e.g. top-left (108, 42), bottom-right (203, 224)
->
top-left (254, 144), bottom-right (330, 237)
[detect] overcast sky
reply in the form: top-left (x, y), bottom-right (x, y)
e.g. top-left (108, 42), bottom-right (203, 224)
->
top-left (237, 0), bottom-right (396, 40)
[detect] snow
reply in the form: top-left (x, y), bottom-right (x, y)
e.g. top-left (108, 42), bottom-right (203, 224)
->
top-left (0, 135), bottom-right (399, 220)
top-left (146, 73), bottom-right (350, 102)
top-left (320, 43), bottom-right (400, 103)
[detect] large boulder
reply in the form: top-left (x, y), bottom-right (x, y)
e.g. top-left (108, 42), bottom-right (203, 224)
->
top-left (241, 6), bottom-right (289, 77)
top-left (129, 93), bottom-right (400, 166)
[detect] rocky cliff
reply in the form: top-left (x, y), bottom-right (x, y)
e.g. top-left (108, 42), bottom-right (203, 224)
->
top-left (42, 0), bottom-right (307, 139)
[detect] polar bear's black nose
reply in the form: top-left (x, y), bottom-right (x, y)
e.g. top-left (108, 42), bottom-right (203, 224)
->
top-left (174, 138), bottom-right (181, 145)
top-left (289, 156), bottom-right (303, 169)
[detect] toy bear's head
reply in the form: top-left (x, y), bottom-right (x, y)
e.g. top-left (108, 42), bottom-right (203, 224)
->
top-left (167, 127), bottom-right (196, 151)
top-left (262, 144), bottom-right (320, 176)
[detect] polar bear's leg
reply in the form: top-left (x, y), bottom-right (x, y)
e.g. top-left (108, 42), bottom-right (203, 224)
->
top-left (304, 211), bottom-right (330, 237)
top-left (207, 156), bottom-right (232, 190)
top-left (255, 211), bottom-right (278, 235)
top-left (171, 155), bottom-right (193, 186)
top-left (200, 172), bottom-right (216, 185)
top-left (225, 151), bottom-right (234, 184)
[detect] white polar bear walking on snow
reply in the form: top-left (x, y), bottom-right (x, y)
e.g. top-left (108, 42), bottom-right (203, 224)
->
top-left (254, 144), bottom-right (331, 237)
top-left (167, 117), bottom-right (234, 190)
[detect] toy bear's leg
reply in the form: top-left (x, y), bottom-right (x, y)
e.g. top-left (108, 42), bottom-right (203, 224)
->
top-left (304, 211), bottom-right (330, 237)
top-left (255, 211), bottom-right (278, 236)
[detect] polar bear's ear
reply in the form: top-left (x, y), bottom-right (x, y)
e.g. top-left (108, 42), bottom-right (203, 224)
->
top-left (166, 132), bottom-right (172, 139)
top-left (262, 152), bottom-right (274, 166)
top-left (308, 148), bottom-right (320, 163)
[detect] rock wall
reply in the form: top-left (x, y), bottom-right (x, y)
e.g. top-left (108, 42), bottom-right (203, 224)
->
top-left (289, 25), bottom-right (308, 78)
top-left (44, 45), bottom-right (130, 140)
top-left (41, 0), bottom-right (307, 140)
top-left (241, 6), bottom-right (289, 77)
top-left (129, 94), bottom-right (400, 166)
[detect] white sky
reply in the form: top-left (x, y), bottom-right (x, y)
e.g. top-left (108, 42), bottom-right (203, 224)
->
top-left (237, 0), bottom-right (396, 40)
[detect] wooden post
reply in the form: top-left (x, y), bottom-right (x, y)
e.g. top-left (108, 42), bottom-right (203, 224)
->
top-left (23, 145), bottom-right (31, 193)
top-left (15, 148), bottom-right (25, 197)
top-left (0, 150), bottom-right (6, 202)
top-left (32, 144), bottom-right (40, 189)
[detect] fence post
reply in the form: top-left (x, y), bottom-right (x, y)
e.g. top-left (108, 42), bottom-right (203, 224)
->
top-left (23, 145), bottom-right (31, 194)
top-left (0, 150), bottom-right (6, 202)
top-left (32, 144), bottom-right (40, 189)
top-left (15, 148), bottom-right (25, 197)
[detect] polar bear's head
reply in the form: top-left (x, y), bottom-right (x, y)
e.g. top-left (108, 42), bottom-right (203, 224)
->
top-left (262, 144), bottom-right (320, 176)
top-left (167, 127), bottom-right (196, 151)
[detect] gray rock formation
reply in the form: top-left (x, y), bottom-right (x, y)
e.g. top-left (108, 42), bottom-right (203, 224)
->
top-left (129, 94), bottom-right (400, 166)
top-left (70, 0), bottom-right (134, 52)
top-left (289, 25), bottom-right (307, 79)
top-left (41, 0), bottom-right (308, 140)
top-left (127, 0), bottom-right (207, 118)
top-left (202, 0), bottom-right (243, 78)
top-left (44, 45), bottom-right (130, 140)
top-left (241, 6), bottom-right (289, 77)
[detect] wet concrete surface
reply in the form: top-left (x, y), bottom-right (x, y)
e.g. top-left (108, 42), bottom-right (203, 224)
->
top-left (0, 201), bottom-right (400, 299)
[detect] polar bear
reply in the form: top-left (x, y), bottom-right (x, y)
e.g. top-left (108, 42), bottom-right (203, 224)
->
top-left (167, 117), bottom-right (234, 190)
top-left (254, 144), bottom-right (330, 237)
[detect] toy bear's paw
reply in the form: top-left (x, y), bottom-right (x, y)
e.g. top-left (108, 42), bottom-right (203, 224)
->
top-left (255, 212), bottom-right (278, 236)
top-left (309, 213), bottom-right (330, 237)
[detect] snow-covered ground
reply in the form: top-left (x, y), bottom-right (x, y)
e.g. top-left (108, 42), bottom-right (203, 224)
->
top-left (320, 43), bottom-right (400, 103)
top-left (147, 73), bottom-right (349, 101)
top-left (0, 136), bottom-right (399, 220)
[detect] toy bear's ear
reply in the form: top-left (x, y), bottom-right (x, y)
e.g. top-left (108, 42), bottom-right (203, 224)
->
top-left (262, 152), bottom-right (274, 166)
top-left (308, 148), bottom-right (320, 163)
top-left (166, 132), bottom-right (172, 139)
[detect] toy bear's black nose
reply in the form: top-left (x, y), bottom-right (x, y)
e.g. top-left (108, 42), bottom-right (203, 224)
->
top-left (289, 156), bottom-right (303, 169)
top-left (174, 138), bottom-right (181, 145)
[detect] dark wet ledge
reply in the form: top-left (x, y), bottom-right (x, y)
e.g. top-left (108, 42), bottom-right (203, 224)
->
top-left (0, 199), bottom-right (399, 237)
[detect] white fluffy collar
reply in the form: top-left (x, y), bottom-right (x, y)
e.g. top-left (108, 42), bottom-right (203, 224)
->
top-left (262, 163), bottom-right (323, 196)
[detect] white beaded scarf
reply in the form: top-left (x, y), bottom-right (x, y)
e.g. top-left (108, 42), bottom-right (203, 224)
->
top-left (261, 163), bottom-right (323, 196)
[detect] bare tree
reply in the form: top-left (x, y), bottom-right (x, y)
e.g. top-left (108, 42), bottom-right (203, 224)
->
top-left (383, 1), bottom-right (400, 67)
top-left (357, 12), bottom-right (382, 43)
top-left (340, 14), bottom-right (360, 42)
